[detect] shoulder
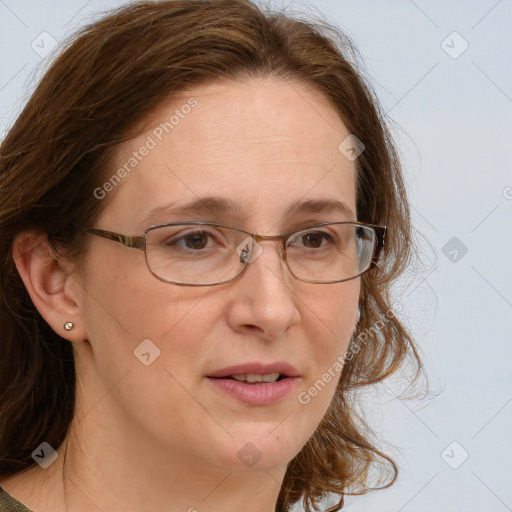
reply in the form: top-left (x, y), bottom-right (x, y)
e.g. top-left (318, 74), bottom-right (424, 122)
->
top-left (0, 487), bottom-right (33, 512)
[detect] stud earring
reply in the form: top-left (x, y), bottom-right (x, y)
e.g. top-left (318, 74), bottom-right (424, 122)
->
top-left (63, 322), bottom-right (74, 331)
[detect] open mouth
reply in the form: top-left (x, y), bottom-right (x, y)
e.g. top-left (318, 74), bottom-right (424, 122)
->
top-left (206, 362), bottom-right (300, 404)
top-left (207, 373), bottom-right (299, 405)
top-left (218, 372), bottom-right (287, 384)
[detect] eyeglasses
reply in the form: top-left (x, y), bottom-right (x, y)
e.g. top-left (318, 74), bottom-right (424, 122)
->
top-left (84, 221), bottom-right (385, 286)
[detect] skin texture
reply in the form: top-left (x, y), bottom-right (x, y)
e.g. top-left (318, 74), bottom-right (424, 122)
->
top-left (7, 78), bottom-right (360, 512)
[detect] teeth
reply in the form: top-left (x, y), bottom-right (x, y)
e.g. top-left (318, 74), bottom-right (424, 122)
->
top-left (231, 373), bottom-right (281, 383)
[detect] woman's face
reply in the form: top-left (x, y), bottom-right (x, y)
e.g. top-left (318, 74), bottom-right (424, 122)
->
top-left (74, 77), bottom-right (360, 473)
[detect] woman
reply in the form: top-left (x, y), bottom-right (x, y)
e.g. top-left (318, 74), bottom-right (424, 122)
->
top-left (0, 0), bottom-right (422, 510)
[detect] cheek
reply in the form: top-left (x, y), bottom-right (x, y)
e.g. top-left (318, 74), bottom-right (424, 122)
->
top-left (77, 264), bottom-right (221, 439)
top-left (296, 281), bottom-right (359, 408)
top-left (79, 247), bottom-right (216, 378)
top-left (302, 279), bottom-right (360, 354)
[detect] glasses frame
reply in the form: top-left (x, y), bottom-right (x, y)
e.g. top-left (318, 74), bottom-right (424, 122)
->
top-left (84, 220), bottom-right (386, 286)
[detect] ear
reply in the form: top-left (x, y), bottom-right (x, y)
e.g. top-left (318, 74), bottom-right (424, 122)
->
top-left (12, 231), bottom-right (87, 342)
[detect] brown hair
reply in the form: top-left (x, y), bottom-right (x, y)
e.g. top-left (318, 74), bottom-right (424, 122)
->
top-left (0, 1), bottom-right (423, 510)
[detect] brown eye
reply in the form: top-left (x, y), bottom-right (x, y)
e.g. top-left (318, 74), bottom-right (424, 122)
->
top-left (164, 230), bottom-right (216, 251)
top-left (302, 232), bottom-right (325, 248)
top-left (183, 233), bottom-right (208, 249)
top-left (289, 230), bottom-right (335, 250)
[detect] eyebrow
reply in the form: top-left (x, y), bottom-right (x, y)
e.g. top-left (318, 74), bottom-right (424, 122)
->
top-left (140, 196), bottom-right (356, 227)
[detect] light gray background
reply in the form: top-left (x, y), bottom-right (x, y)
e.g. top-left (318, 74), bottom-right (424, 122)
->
top-left (1, 1), bottom-right (511, 511)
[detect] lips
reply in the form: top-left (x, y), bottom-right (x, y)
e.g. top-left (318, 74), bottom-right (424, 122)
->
top-left (206, 361), bottom-right (300, 406)
top-left (207, 361), bottom-right (300, 379)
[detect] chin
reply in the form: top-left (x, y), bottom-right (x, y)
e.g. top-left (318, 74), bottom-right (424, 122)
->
top-left (210, 430), bottom-right (304, 472)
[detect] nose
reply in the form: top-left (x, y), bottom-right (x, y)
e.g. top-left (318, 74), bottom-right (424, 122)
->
top-left (225, 238), bottom-right (301, 340)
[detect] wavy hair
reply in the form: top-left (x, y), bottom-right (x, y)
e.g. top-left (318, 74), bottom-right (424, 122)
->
top-left (0, 1), bottom-right (423, 510)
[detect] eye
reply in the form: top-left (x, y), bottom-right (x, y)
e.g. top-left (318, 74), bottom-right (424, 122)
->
top-left (302, 231), bottom-right (332, 248)
top-left (288, 230), bottom-right (336, 249)
top-left (179, 231), bottom-right (209, 250)
top-left (165, 229), bottom-right (221, 251)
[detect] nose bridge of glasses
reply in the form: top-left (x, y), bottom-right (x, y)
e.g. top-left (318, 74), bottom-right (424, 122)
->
top-left (236, 232), bottom-right (286, 265)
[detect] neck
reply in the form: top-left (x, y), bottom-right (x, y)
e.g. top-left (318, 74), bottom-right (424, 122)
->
top-left (2, 417), bottom-right (286, 512)
top-left (1, 353), bottom-right (296, 512)
top-left (61, 424), bottom-right (285, 512)
top-left (56, 399), bottom-right (286, 512)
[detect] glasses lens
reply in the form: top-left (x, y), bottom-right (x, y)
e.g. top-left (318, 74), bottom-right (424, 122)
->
top-left (286, 223), bottom-right (376, 282)
top-left (145, 222), bottom-right (377, 285)
top-left (145, 224), bottom-right (245, 285)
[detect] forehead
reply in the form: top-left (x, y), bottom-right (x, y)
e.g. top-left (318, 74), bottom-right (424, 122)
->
top-left (101, 77), bottom-right (357, 232)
